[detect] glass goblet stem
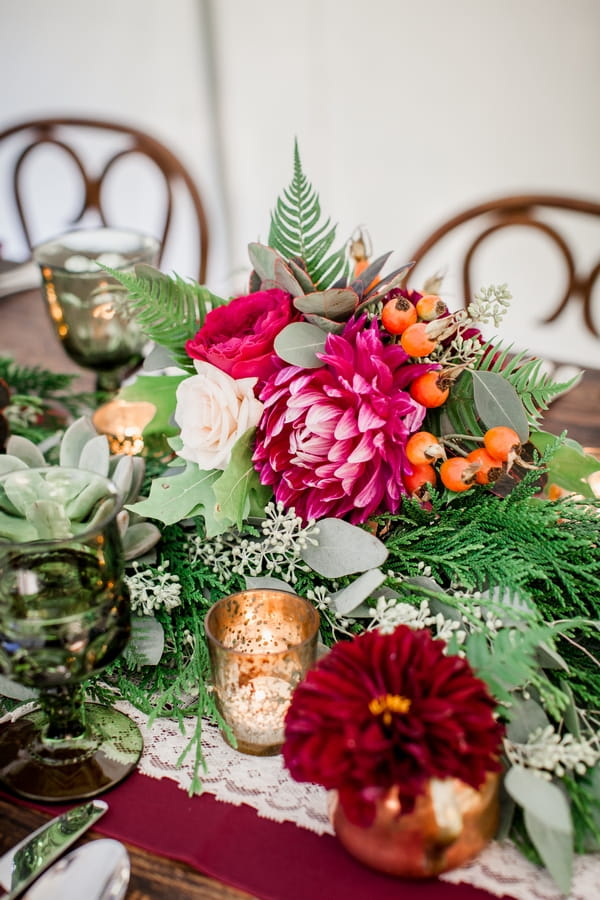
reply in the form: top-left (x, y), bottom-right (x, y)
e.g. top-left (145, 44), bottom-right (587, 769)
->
top-left (40, 684), bottom-right (86, 742)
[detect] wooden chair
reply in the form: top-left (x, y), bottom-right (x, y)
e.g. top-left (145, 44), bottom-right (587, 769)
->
top-left (0, 117), bottom-right (210, 282)
top-left (405, 195), bottom-right (600, 338)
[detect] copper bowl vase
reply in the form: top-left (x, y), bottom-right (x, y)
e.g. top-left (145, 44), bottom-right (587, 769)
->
top-left (331, 773), bottom-right (500, 878)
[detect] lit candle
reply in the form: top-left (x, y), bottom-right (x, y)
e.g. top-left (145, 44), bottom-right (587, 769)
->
top-left (205, 589), bottom-right (320, 755)
top-left (92, 399), bottom-right (156, 456)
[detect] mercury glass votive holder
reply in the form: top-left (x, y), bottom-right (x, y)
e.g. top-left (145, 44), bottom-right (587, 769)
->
top-left (204, 589), bottom-right (320, 756)
top-left (92, 399), bottom-right (157, 456)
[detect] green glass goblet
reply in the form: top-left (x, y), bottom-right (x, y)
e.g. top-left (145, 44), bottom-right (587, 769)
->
top-left (0, 467), bottom-right (143, 802)
top-left (33, 227), bottom-right (160, 394)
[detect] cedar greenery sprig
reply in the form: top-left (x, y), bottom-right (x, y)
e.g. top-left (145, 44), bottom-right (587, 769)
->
top-left (268, 139), bottom-right (350, 290)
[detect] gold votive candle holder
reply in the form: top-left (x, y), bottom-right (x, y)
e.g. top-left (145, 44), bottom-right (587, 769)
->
top-left (92, 399), bottom-right (156, 456)
top-left (204, 589), bottom-right (320, 756)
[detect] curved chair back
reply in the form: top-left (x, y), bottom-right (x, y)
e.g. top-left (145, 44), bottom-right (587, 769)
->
top-left (406, 195), bottom-right (600, 338)
top-left (0, 116), bottom-right (210, 282)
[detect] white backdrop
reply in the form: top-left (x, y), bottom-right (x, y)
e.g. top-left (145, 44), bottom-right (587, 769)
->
top-left (1, 0), bottom-right (599, 365)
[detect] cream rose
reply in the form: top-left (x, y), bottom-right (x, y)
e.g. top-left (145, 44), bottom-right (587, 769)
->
top-left (174, 361), bottom-right (264, 470)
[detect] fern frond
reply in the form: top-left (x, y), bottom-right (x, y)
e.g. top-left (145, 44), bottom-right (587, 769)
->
top-left (474, 340), bottom-right (581, 426)
top-left (268, 140), bottom-right (350, 290)
top-left (102, 265), bottom-right (227, 372)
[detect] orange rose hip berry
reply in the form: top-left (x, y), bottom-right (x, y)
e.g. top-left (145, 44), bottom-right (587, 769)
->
top-left (406, 431), bottom-right (445, 465)
top-left (381, 296), bottom-right (418, 335)
top-left (400, 322), bottom-right (438, 357)
top-left (409, 371), bottom-right (450, 408)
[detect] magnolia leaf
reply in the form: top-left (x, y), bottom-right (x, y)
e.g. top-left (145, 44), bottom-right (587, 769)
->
top-left (4, 435), bottom-right (46, 467)
top-left (122, 521), bottom-right (162, 560)
top-left (329, 568), bottom-right (387, 615)
top-left (506, 697), bottom-right (549, 743)
top-left (471, 370), bottom-right (529, 441)
top-left (118, 374), bottom-right (188, 436)
top-left (127, 463), bottom-right (220, 526)
top-left (0, 674), bottom-right (37, 701)
top-left (59, 417), bottom-right (98, 467)
top-left (293, 289), bottom-right (358, 321)
top-left (245, 576), bottom-right (293, 592)
top-left (212, 428), bottom-right (269, 532)
top-left (504, 766), bottom-right (573, 894)
top-left (274, 322), bottom-right (327, 367)
top-left (301, 518), bottom-right (388, 578)
top-left (125, 615), bottom-right (165, 666)
top-left (529, 430), bottom-right (600, 497)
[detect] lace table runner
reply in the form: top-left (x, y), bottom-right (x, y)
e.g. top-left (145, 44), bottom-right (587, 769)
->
top-left (3, 701), bottom-right (598, 900)
top-left (118, 702), bottom-right (598, 900)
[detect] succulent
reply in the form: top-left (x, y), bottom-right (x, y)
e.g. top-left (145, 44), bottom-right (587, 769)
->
top-left (0, 417), bottom-right (161, 561)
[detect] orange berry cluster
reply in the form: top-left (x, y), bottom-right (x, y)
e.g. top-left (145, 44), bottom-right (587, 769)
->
top-left (404, 426), bottom-right (521, 496)
top-left (381, 292), bottom-right (453, 409)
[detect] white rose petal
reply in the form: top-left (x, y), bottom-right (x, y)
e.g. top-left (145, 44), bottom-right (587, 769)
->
top-left (174, 361), bottom-right (263, 470)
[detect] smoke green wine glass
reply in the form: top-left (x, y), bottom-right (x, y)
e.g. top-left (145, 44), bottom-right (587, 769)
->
top-left (0, 467), bottom-right (143, 802)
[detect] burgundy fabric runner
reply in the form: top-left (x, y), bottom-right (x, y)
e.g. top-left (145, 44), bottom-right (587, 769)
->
top-left (2, 771), bottom-right (515, 900)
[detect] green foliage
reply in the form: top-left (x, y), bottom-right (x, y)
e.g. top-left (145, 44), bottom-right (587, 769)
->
top-left (100, 264), bottom-right (228, 372)
top-left (474, 341), bottom-right (581, 426)
top-left (268, 140), bottom-right (350, 289)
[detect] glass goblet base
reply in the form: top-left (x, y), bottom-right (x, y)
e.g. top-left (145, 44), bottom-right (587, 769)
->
top-left (0, 704), bottom-right (143, 802)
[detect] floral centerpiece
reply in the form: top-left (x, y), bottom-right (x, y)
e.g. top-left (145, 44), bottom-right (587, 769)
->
top-left (2, 145), bottom-right (600, 892)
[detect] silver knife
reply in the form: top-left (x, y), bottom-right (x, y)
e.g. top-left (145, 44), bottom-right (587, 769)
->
top-left (0, 799), bottom-right (108, 899)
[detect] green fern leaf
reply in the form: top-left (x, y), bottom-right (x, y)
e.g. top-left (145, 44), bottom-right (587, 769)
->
top-left (101, 264), bottom-right (227, 373)
top-left (268, 141), bottom-right (350, 290)
top-left (474, 340), bottom-right (581, 426)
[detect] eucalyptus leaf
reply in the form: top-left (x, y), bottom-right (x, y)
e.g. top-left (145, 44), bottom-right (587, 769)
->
top-left (247, 242), bottom-right (279, 282)
top-left (506, 697), bottom-right (549, 743)
top-left (274, 322), bottom-right (327, 368)
top-left (288, 258), bottom-right (316, 294)
top-left (329, 568), bottom-right (386, 615)
top-left (301, 518), bottom-right (388, 578)
top-left (126, 615), bottom-right (165, 666)
top-left (471, 370), bottom-right (529, 441)
top-left (4, 435), bottom-right (46, 467)
top-left (245, 576), bottom-right (293, 592)
top-left (504, 765), bottom-right (573, 894)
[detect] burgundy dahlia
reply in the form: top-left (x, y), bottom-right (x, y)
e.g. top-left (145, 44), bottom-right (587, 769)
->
top-left (252, 316), bottom-right (436, 523)
top-left (283, 625), bottom-right (504, 827)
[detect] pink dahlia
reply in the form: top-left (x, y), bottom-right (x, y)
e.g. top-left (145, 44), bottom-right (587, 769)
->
top-left (252, 316), bottom-right (436, 523)
top-left (283, 625), bottom-right (504, 827)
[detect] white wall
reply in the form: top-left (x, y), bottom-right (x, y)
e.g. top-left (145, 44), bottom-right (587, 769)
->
top-left (1, 0), bottom-right (599, 366)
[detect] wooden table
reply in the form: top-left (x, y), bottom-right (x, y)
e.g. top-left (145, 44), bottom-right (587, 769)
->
top-left (1, 287), bottom-right (600, 899)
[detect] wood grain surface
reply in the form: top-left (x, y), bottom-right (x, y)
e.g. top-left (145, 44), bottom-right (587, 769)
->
top-left (0, 795), bottom-right (258, 900)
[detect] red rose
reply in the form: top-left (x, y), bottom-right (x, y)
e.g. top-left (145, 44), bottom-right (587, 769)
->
top-left (185, 288), bottom-right (298, 383)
